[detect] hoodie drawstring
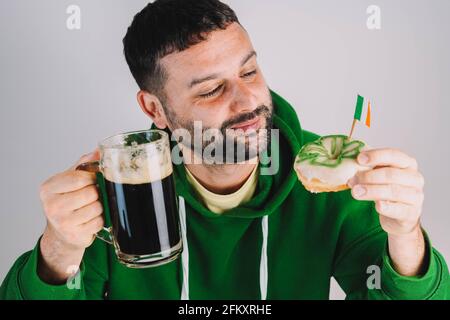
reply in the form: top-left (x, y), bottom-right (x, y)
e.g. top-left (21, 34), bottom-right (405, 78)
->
top-left (260, 215), bottom-right (269, 300)
top-left (179, 196), bottom-right (190, 300)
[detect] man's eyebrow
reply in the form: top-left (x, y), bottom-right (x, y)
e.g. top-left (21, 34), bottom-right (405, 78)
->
top-left (189, 74), bottom-right (220, 89)
top-left (188, 51), bottom-right (258, 89)
top-left (241, 50), bottom-right (257, 67)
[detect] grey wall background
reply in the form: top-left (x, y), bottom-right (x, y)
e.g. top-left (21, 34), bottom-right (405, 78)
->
top-left (0, 0), bottom-right (449, 300)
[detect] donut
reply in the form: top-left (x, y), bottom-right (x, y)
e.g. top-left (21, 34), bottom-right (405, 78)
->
top-left (294, 135), bottom-right (373, 193)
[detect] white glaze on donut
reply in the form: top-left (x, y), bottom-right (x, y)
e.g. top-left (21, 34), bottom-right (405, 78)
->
top-left (294, 138), bottom-right (373, 187)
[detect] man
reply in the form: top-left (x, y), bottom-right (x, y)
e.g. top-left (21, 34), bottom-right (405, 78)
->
top-left (1, 0), bottom-right (448, 299)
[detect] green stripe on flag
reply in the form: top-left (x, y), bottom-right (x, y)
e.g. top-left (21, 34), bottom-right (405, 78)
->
top-left (354, 95), bottom-right (364, 121)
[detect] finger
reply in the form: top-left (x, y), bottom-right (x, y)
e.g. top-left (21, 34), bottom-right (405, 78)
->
top-left (69, 149), bottom-right (101, 171)
top-left (348, 167), bottom-right (425, 189)
top-left (81, 216), bottom-right (104, 235)
top-left (375, 200), bottom-right (418, 221)
top-left (48, 185), bottom-right (99, 213)
top-left (43, 171), bottom-right (97, 195)
top-left (357, 148), bottom-right (418, 170)
top-left (70, 201), bottom-right (103, 226)
top-left (351, 184), bottom-right (424, 206)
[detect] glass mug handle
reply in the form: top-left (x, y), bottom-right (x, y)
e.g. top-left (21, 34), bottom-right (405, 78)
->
top-left (76, 161), bottom-right (114, 245)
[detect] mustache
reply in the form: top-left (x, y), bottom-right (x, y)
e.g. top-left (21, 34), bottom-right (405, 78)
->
top-left (220, 105), bottom-right (272, 131)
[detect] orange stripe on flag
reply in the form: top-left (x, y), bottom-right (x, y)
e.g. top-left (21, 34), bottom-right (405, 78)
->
top-left (365, 101), bottom-right (371, 128)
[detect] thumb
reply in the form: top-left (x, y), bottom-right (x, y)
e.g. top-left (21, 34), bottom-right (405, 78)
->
top-left (70, 149), bottom-right (100, 171)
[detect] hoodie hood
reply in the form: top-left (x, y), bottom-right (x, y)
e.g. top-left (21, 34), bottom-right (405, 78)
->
top-left (164, 90), bottom-right (305, 219)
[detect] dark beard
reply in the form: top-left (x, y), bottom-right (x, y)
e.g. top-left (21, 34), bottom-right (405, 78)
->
top-left (218, 104), bottom-right (273, 163)
top-left (169, 103), bottom-right (274, 164)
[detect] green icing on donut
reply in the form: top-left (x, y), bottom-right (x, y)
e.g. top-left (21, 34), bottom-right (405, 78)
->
top-left (296, 135), bottom-right (365, 168)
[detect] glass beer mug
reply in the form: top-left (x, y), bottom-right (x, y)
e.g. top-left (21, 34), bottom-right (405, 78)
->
top-left (77, 130), bottom-right (182, 268)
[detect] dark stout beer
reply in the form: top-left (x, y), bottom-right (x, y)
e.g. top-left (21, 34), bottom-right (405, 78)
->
top-left (89, 129), bottom-right (183, 268)
top-left (104, 173), bottom-right (180, 256)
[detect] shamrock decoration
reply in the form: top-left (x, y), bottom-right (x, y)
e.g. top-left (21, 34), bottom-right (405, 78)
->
top-left (296, 135), bottom-right (365, 168)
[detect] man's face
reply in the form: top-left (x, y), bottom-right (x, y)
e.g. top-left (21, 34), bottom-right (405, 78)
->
top-left (159, 22), bottom-right (273, 163)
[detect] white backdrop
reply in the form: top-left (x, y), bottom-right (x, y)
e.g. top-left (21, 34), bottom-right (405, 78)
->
top-left (1, 0), bottom-right (449, 300)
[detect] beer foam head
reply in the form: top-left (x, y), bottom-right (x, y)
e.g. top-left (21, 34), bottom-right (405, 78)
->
top-left (101, 141), bottom-right (173, 185)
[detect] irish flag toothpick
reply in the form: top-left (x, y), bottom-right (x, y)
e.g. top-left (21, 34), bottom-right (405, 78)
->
top-left (349, 94), bottom-right (371, 140)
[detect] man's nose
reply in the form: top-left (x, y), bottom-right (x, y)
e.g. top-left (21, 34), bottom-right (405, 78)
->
top-left (229, 82), bottom-right (258, 114)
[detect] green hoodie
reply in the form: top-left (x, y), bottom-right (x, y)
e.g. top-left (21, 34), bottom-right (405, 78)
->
top-left (1, 91), bottom-right (448, 300)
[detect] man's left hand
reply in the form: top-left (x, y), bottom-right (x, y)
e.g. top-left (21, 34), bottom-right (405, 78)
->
top-left (348, 148), bottom-right (425, 236)
top-left (347, 148), bottom-right (427, 276)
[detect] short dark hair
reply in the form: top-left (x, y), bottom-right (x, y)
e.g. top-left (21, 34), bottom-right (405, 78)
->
top-left (123, 0), bottom-right (239, 98)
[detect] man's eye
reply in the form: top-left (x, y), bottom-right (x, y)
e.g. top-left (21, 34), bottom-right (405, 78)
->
top-left (242, 70), bottom-right (257, 78)
top-left (200, 85), bottom-right (223, 98)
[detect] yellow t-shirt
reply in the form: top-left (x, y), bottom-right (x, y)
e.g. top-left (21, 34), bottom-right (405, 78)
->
top-left (184, 164), bottom-right (259, 214)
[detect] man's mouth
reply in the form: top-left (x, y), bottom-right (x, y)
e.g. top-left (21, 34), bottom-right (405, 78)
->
top-left (230, 117), bottom-right (261, 133)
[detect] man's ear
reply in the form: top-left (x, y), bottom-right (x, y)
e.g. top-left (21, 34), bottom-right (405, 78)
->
top-left (137, 90), bottom-right (169, 129)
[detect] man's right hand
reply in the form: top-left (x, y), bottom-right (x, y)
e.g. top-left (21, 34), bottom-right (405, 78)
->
top-left (38, 150), bottom-right (104, 284)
